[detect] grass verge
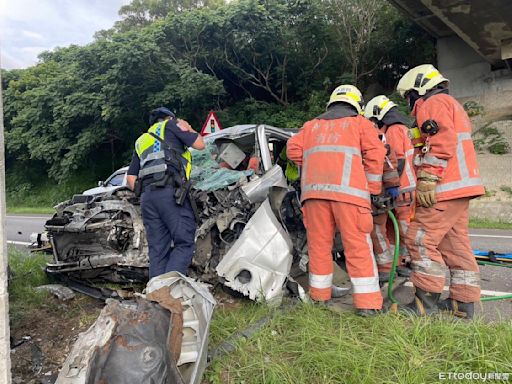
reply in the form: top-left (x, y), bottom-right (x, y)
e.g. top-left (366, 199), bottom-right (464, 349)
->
top-left (8, 246), bottom-right (52, 323)
top-left (209, 302), bottom-right (274, 348)
top-left (206, 302), bottom-right (512, 384)
top-left (8, 247), bottom-right (103, 325)
top-left (469, 218), bottom-right (512, 230)
top-left (7, 246), bottom-right (104, 382)
top-left (6, 173), bottom-right (95, 215)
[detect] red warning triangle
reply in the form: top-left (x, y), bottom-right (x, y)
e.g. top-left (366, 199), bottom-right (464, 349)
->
top-left (200, 111), bottom-right (223, 136)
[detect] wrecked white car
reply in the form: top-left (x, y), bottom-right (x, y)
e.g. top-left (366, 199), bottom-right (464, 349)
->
top-left (44, 125), bottom-right (308, 302)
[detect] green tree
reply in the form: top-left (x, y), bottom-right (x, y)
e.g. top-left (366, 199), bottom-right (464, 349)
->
top-left (2, 0), bottom-right (434, 188)
top-left (4, 24), bottom-right (224, 182)
top-left (95, 0), bottom-right (225, 37)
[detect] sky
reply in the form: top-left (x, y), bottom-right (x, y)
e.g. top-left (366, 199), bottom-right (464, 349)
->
top-left (0, 0), bottom-right (131, 69)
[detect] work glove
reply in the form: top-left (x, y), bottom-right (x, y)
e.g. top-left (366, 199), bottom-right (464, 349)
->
top-left (416, 170), bottom-right (440, 208)
top-left (386, 186), bottom-right (400, 201)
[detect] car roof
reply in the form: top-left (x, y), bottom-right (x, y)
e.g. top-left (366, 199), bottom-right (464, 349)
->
top-left (204, 124), bottom-right (296, 142)
top-left (111, 166), bottom-right (129, 174)
top-left (117, 125), bottom-right (297, 172)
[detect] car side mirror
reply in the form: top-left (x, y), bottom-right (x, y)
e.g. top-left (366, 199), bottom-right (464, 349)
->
top-left (98, 181), bottom-right (104, 187)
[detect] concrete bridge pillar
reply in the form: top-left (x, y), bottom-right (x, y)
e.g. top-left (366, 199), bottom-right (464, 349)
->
top-left (437, 35), bottom-right (512, 121)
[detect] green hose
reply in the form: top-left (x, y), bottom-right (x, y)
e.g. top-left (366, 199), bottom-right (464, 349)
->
top-left (387, 210), bottom-right (400, 305)
top-left (481, 295), bottom-right (512, 302)
top-left (477, 261), bottom-right (512, 268)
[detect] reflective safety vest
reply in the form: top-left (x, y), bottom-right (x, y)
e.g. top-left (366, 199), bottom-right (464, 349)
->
top-left (287, 115), bottom-right (386, 209)
top-left (413, 93), bottom-right (484, 201)
top-left (279, 146), bottom-right (299, 182)
top-left (384, 123), bottom-right (416, 193)
top-left (135, 120), bottom-right (192, 184)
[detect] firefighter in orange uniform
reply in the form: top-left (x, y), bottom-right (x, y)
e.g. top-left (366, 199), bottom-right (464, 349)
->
top-left (396, 64), bottom-right (484, 318)
top-left (287, 85), bottom-right (386, 316)
top-left (364, 95), bottom-right (416, 281)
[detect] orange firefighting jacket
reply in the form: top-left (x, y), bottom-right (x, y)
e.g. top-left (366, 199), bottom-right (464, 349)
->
top-left (384, 123), bottom-right (416, 193)
top-left (412, 93), bottom-right (484, 201)
top-left (381, 143), bottom-right (400, 190)
top-left (287, 114), bottom-right (386, 209)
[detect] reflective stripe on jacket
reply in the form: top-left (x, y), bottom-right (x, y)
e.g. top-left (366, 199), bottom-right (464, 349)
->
top-left (287, 115), bottom-right (386, 209)
top-left (384, 123), bottom-right (416, 193)
top-left (135, 120), bottom-right (192, 181)
top-left (412, 93), bottom-right (484, 201)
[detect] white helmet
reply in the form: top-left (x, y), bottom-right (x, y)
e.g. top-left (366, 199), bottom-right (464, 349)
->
top-left (396, 64), bottom-right (449, 97)
top-left (327, 84), bottom-right (363, 114)
top-left (364, 95), bottom-right (396, 121)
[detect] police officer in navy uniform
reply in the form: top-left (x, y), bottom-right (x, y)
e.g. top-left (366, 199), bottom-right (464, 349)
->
top-left (127, 107), bottom-right (205, 278)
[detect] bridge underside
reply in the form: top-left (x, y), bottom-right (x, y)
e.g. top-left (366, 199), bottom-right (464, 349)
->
top-left (390, 0), bottom-right (512, 120)
top-left (390, 0), bottom-right (512, 67)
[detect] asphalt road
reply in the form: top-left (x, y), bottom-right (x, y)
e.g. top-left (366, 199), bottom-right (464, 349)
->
top-left (468, 228), bottom-right (512, 253)
top-left (5, 214), bottom-right (512, 320)
top-left (6, 214), bottom-right (51, 245)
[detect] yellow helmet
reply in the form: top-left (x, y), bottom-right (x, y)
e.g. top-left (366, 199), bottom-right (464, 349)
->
top-left (327, 84), bottom-right (363, 114)
top-left (364, 95), bottom-right (396, 121)
top-left (396, 64), bottom-right (449, 97)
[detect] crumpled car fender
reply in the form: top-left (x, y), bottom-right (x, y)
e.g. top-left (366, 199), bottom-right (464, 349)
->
top-left (215, 198), bottom-right (293, 303)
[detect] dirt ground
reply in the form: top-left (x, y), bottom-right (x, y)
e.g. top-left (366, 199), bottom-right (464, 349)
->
top-left (10, 295), bottom-right (103, 384)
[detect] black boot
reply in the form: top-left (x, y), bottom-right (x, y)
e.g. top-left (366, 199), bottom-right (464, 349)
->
top-left (400, 287), bottom-right (441, 316)
top-left (312, 298), bottom-right (347, 314)
top-left (356, 309), bottom-right (382, 317)
top-left (331, 285), bottom-right (351, 298)
top-left (438, 298), bottom-right (475, 319)
top-left (396, 265), bottom-right (412, 278)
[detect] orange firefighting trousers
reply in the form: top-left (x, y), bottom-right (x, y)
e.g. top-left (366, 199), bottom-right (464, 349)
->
top-left (303, 199), bottom-right (383, 309)
top-left (404, 197), bottom-right (480, 303)
top-left (393, 204), bottom-right (412, 264)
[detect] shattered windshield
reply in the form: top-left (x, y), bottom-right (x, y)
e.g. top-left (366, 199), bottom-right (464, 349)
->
top-left (190, 144), bottom-right (254, 192)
